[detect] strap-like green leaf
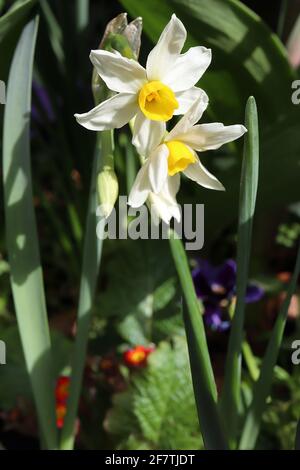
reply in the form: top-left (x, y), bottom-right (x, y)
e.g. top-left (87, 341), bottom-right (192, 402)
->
top-left (220, 96), bottom-right (259, 445)
top-left (2, 16), bottom-right (57, 450)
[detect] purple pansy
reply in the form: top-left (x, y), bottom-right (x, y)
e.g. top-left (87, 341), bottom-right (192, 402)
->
top-left (192, 259), bottom-right (264, 332)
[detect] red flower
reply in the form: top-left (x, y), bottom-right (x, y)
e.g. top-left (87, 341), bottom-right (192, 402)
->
top-left (56, 403), bottom-right (67, 429)
top-left (55, 376), bottom-right (70, 428)
top-left (123, 345), bottom-right (154, 368)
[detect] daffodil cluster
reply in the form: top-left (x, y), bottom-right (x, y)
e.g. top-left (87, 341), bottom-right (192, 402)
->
top-left (75, 14), bottom-right (246, 223)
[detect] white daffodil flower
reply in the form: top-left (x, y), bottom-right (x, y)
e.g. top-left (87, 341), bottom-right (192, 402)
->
top-left (148, 174), bottom-right (181, 225)
top-left (128, 93), bottom-right (247, 222)
top-left (75, 14), bottom-right (211, 145)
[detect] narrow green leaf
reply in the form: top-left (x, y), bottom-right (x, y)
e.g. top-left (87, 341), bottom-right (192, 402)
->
top-left (0, 0), bottom-right (37, 43)
top-left (2, 16), bottom-right (57, 449)
top-left (220, 96), bottom-right (259, 444)
top-left (169, 232), bottom-right (227, 449)
top-left (240, 241), bottom-right (300, 450)
top-left (40, 0), bottom-right (65, 71)
top-left (59, 134), bottom-right (105, 450)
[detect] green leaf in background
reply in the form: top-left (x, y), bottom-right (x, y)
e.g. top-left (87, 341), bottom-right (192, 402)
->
top-left (240, 241), bottom-right (300, 450)
top-left (169, 231), bottom-right (227, 450)
top-left (0, 0), bottom-right (38, 87)
top-left (120, 0), bottom-right (300, 239)
top-left (0, 0), bottom-right (37, 43)
top-left (2, 16), bottom-right (57, 449)
top-left (220, 96), bottom-right (259, 445)
top-left (0, 325), bottom-right (71, 410)
top-left (105, 337), bottom-right (202, 450)
top-left (97, 239), bottom-right (178, 345)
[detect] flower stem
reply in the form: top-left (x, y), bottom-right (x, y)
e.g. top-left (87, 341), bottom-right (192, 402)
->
top-left (59, 132), bottom-right (107, 450)
top-left (169, 230), bottom-right (227, 449)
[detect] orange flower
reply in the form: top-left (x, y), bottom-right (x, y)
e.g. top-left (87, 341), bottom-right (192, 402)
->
top-left (55, 376), bottom-right (70, 428)
top-left (55, 376), bottom-right (70, 403)
top-left (123, 345), bottom-right (154, 368)
top-left (56, 403), bottom-right (67, 429)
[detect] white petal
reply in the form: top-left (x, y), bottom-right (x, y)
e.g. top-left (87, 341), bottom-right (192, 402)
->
top-left (179, 123), bottom-right (247, 151)
top-left (149, 174), bottom-right (181, 224)
top-left (174, 87), bottom-right (207, 115)
top-left (128, 161), bottom-right (151, 207)
top-left (165, 172), bottom-right (181, 199)
top-left (75, 93), bottom-right (137, 131)
top-left (166, 92), bottom-right (209, 141)
top-left (132, 111), bottom-right (166, 157)
top-left (184, 156), bottom-right (225, 191)
top-left (148, 144), bottom-right (169, 193)
top-left (90, 49), bottom-right (147, 93)
top-left (164, 46), bottom-right (211, 92)
top-left (146, 14), bottom-right (186, 81)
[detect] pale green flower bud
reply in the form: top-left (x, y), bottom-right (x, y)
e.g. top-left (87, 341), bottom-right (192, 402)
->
top-left (97, 133), bottom-right (118, 218)
top-left (97, 168), bottom-right (119, 219)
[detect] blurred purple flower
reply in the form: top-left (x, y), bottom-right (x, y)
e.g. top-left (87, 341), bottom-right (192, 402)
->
top-left (192, 259), bottom-right (264, 332)
top-left (32, 81), bottom-right (55, 124)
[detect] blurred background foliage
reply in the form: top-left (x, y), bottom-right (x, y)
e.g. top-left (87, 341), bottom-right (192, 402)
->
top-left (0, 0), bottom-right (300, 449)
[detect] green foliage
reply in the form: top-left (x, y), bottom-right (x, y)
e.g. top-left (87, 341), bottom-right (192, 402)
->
top-left (276, 222), bottom-right (300, 248)
top-left (97, 239), bottom-right (180, 344)
top-left (2, 16), bottom-right (58, 449)
top-left (105, 337), bottom-right (202, 450)
top-left (261, 370), bottom-right (300, 450)
top-left (0, 0), bottom-right (38, 84)
top-left (240, 242), bottom-right (300, 449)
top-left (0, 325), bottom-right (71, 410)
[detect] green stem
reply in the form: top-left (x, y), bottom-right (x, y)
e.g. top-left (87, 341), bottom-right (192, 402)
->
top-left (59, 133), bottom-right (106, 450)
top-left (169, 231), bottom-right (227, 449)
top-left (228, 300), bottom-right (259, 382)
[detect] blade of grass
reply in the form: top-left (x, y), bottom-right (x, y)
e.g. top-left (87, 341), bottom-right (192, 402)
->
top-left (240, 241), bottom-right (300, 449)
top-left (2, 16), bottom-right (57, 449)
top-left (220, 96), bottom-right (259, 446)
top-left (169, 231), bottom-right (227, 449)
top-left (59, 132), bottom-right (106, 450)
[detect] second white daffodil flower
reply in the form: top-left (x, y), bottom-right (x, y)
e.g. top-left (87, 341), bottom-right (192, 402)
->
top-left (128, 93), bottom-right (247, 218)
top-left (75, 14), bottom-right (211, 145)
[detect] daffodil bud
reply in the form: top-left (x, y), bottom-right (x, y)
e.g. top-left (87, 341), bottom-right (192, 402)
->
top-left (92, 13), bottom-right (142, 104)
top-left (97, 132), bottom-right (118, 218)
top-left (97, 168), bottom-right (119, 219)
